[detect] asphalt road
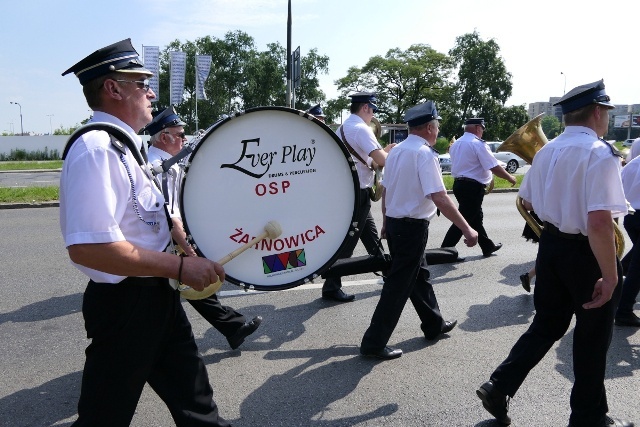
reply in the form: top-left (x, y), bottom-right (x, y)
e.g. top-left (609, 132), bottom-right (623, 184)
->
top-left (0, 193), bottom-right (638, 427)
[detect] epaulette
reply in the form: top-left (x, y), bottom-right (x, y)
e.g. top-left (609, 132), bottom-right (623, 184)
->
top-left (600, 138), bottom-right (623, 158)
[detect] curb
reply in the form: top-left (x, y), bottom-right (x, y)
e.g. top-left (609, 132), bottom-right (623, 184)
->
top-left (0, 188), bottom-right (519, 210)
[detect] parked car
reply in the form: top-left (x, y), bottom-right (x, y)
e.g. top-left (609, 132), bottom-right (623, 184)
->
top-left (439, 153), bottom-right (451, 173)
top-left (487, 142), bottom-right (526, 173)
top-left (623, 138), bottom-right (636, 147)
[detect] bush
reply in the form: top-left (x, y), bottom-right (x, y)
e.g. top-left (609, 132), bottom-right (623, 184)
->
top-left (0, 147), bottom-right (61, 161)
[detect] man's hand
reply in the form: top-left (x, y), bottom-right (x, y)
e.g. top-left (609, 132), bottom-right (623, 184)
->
top-left (582, 277), bottom-right (617, 309)
top-left (179, 257), bottom-right (226, 291)
top-left (463, 229), bottom-right (478, 247)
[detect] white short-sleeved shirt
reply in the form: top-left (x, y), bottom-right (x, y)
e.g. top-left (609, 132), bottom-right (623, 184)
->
top-left (337, 114), bottom-right (383, 189)
top-left (622, 154), bottom-right (640, 209)
top-left (147, 146), bottom-right (183, 219)
top-left (626, 137), bottom-right (640, 163)
top-left (519, 126), bottom-right (627, 235)
top-left (382, 134), bottom-right (444, 221)
top-left (449, 132), bottom-right (499, 184)
top-left (60, 111), bottom-right (170, 283)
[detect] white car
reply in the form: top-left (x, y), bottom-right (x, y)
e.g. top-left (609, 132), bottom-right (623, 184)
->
top-left (438, 153), bottom-right (451, 173)
top-left (487, 142), bottom-right (526, 173)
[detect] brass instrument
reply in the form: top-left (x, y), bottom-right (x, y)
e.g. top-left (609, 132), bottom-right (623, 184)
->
top-left (498, 113), bottom-right (625, 258)
top-left (369, 117), bottom-right (382, 139)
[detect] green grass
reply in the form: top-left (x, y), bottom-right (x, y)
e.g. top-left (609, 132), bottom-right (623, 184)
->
top-left (0, 160), bottom-right (62, 171)
top-left (0, 164), bottom-right (523, 204)
top-left (0, 186), bottom-right (59, 203)
top-left (442, 174), bottom-right (523, 190)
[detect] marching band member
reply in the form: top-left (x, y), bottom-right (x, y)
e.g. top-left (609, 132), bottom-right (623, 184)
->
top-left (477, 79), bottom-right (632, 427)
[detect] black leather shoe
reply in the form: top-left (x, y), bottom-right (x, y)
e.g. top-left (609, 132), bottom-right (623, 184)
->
top-left (483, 243), bottom-right (503, 257)
top-left (360, 346), bottom-right (402, 360)
top-left (322, 289), bottom-right (355, 302)
top-left (615, 312), bottom-right (640, 327)
top-left (520, 273), bottom-right (531, 293)
top-left (425, 320), bottom-right (457, 340)
top-left (572, 416), bottom-right (637, 427)
top-left (228, 316), bottom-right (262, 350)
top-left (476, 380), bottom-right (511, 425)
top-left (603, 416), bottom-right (634, 427)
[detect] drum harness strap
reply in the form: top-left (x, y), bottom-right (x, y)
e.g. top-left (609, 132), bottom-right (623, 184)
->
top-left (62, 122), bottom-right (174, 232)
top-left (338, 126), bottom-right (388, 272)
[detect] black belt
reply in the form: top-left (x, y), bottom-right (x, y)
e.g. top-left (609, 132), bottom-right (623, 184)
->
top-left (389, 216), bottom-right (429, 224)
top-left (543, 222), bottom-right (588, 241)
top-left (455, 177), bottom-right (486, 187)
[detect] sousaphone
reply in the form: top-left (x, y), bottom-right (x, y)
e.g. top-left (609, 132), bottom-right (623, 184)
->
top-left (498, 113), bottom-right (625, 257)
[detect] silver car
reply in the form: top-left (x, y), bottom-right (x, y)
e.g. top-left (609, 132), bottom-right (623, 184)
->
top-left (487, 142), bottom-right (526, 173)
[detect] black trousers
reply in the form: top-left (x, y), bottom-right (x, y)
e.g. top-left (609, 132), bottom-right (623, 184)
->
top-left (323, 188), bottom-right (385, 292)
top-left (73, 278), bottom-right (231, 427)
top-left (361, 217), bottom-right (444, 351)
top-left (618, 213), bottom-right (640, 315)
top-left (441, 179), bottom-right (495, 253)
top-left (187, 294), bottom-right (246, 342)
top-left (490, 231), bottom-right (621, 427)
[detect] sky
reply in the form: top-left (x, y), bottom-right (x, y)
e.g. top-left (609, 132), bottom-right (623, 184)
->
top-left (1, 0), bottom-right (639, 135)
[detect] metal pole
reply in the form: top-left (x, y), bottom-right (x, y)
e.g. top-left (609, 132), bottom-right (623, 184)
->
top-left (286, 0), bottom-right (292, 107)
top-left (560, 72), bottom-right (566, 95)
top-left (195, 61), bottom-right (199, 133)
top-left (47, 114), bottom-right (54, 134)
top-left (10, 102), bottom-right (23, 135)
top-left (628, 105), bottom-right (632, 141)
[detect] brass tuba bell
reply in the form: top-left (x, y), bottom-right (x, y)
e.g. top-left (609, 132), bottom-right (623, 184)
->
top-left (498, 113), bottom-right (625, 258)
top-left (369, 117), bottom-right (382, 139)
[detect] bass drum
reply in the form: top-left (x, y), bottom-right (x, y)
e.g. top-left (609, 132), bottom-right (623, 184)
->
top-left (180, 107), bottom-right (360, 291)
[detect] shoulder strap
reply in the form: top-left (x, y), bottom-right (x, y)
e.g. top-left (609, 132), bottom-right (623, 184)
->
top-left (340, 126), bottom-right (373, 171)
top-left (62, 122), bottom-right (173, 230)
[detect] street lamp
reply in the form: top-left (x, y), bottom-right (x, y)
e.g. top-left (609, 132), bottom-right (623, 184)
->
top-left (628, 105), bottom-right (633, 141)
top-left (560, 72), bottom-right (566, 95)
top-left (10, 102), bottom-right (23, 136)
top-left (46, 114), bottom-right (54, 135)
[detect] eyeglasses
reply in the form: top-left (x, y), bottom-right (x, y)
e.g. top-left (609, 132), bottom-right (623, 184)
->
top-left (114, 78), bottom-right (151, 92)
top-left (163, 131), bottom-right (186, 139)
top-left (368, 103), bottom-right (378, 113)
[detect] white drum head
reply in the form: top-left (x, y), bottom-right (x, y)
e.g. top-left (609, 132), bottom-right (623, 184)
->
top-left (180, 107), bottom-right (359, 291)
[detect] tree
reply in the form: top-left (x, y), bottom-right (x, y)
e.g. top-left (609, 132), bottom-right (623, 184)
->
top-left (333, 44), bottom-right (453, 124)
top-left (541, 115), bottom-right (562, 140)
top-left (155, 32), bottom-right (330, 133)
top-left (444, 31), bottom-right (514, 140)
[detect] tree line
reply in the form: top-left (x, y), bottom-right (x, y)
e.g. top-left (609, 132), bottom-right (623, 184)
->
top-left (152, 30), bottom-right (532, 143)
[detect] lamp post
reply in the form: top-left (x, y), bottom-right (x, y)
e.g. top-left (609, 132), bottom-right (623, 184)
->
top-left (10, 102), bottom-right (23, 136)
top-left (628, 105), bottom-right (633, 141)
top-left (560, 72), bottom-right (566, 95)
top-left (46, 114), bottom-right (54, 135)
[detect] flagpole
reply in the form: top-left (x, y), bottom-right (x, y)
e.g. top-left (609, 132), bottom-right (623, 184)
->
top-left (286, 0), bottom-right (292, 108)
top-left (195, 59), bottom-right (199, 133)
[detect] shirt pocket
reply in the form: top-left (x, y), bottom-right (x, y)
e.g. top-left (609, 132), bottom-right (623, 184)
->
top-left (137, 185), bottom-right (165, 214)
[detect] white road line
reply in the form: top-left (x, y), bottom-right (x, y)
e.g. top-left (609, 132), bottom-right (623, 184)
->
top-left (218, 277), bottom-right (384, 297)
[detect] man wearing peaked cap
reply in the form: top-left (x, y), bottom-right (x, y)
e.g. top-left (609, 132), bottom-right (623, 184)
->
top-left (59, 40), bottom-right (231, 426)
top-left (441, 115), bottom-right (516, 256)
top-left (360, 101), bottom-right (477, 360)
top-left (477, 79), bottom-right (633, 427)
top-left (464, 117), bottom-right (485, 128)
top-left (553, 79), bottom-right (614, 114)
top-left (403, 100), bottom-right (442, 126)
top-left (143, 106), bottom-right (186, 136)
top-left (62, 38), bottom-right (152, 85)
top-left (321, 91), bottom-right (394, 302)
top-left (306, 103), bottom-right (326, 122)
top-left (146, 107), bottom-right (263, 352)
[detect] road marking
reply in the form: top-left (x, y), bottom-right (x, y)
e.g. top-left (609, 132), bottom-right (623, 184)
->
top-left (218, 277), bottom-right (384, 297)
